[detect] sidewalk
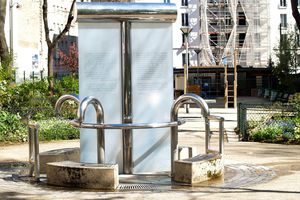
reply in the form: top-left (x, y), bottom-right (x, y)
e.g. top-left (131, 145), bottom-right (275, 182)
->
top-left (0, 98), bottom-right (300, 199)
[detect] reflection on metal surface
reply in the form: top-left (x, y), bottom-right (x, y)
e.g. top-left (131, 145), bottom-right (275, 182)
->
top-left (55, 94), bottom-right (79, 117)
top-left (121, 21), bottom-right (133, 174)
top-left (70, 119), bottom-right (185, 129)
top-left (77, 96), bottom-right (105, 164)
top-left (77, 2), bottom-right (177, 22)
top-left (28, 123), bottom-right (40, 181)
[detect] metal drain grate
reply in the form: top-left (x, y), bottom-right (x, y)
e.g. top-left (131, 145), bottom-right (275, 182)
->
top-left (117, 184), bottom-right (158, 191)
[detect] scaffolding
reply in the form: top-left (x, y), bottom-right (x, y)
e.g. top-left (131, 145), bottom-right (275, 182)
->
top-left (199, 0), bottom-right (270, 68)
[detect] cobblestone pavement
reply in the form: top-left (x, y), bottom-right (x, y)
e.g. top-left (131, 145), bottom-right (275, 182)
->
top-left (0, 105), bottom-right (300, 199)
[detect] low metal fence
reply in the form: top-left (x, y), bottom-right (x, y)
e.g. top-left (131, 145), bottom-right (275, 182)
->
top-left (237, 102), bottom-right (298, 140)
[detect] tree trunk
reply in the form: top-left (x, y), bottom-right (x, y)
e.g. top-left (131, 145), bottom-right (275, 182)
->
top-left (291, 0), bottom-right (300, 31)
top-left (47, 47), bottom-right (54, 95)
top-left (43, 0), bottom-right (76, 95)
top-left (0, 0), bottom-right (9, 61)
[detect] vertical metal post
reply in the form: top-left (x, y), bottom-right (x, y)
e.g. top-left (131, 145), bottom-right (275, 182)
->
top-left (219, 118), bottom-right (224, 154)
top-left (33, 124), bottom-right (40, 181)
top-left (28, 126), bottom-right (34, 176)
top-left (170, 115), bottom-right (178, 177)
top-left (121, 21), bottom-right (133, 174)
top-left (96, 107), bottom-right (105, 164)
top-left (28, 123), bottom-right (40, 181)
top-left (205, 117), bottom-right (210, 154)
top-left (234, 49), bottom-right (237, 108)
top-left (224, 65), bottom-right (228, 108)
top-left (237, 102), bottom-right (241, 137)
top-left (185, 34), bottom-right (189, 113)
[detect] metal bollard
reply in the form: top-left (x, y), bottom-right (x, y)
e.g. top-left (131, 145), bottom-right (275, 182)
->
top-left (28, 123), bottom-right (40, 181)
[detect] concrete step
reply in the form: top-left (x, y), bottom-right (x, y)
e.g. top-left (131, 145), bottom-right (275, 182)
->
top-left (39, 147), bottom-right (80, 174)
top-left (46, 161), bottom-right (119, 190)
top-left (173, 153), bottom-right (223, 184)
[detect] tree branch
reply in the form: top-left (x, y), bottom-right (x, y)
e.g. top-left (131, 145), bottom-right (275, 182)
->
top-left (291, 0), bottom-right (300, 31)
top-left (52, 0), bottom-right (76, 45)
top-left (42, 0), bottom-right (52, 48)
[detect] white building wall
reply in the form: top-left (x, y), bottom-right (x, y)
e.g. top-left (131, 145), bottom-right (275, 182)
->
top-left (3, 0), bottom-right (78, 82)
top-left (269, 1), bottom-right (297, 64)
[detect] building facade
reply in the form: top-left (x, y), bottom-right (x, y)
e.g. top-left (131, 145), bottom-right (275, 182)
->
top-left (4, 0), bottom-right (79, 82)
top-left (3, 0), bottom-right (300, 82)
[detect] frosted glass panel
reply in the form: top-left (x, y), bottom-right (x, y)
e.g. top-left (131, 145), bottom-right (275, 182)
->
top-left (78, 23), bottom-right (123, 171)
top-left (131, 23), bottom-right (173, 173)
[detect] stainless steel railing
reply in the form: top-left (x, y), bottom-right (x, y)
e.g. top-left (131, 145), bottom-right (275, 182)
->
top-left (77, 96), bottom-right (105, 164)
top-left (170, 93), bottom-right (224, 176)
top-left (53, 93), bottom-right (224, 176)
top-left (28, 122), bottom-right (40, 181)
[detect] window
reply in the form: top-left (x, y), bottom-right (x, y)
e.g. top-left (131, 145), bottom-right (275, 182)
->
top-left (280, 0), bottom-right (287, 7)
top-left (255, 33), bottom-right (261, 44)
top-left (238, 33), bottom-right (246, 47)
top-left (238, 12), bottom-right (246, 25)
top-left (181, 13), bottom-right (189, 26)
top-left (181, 0), bottom-right (188, 7)
top-left (280, 14), bottom-right (287, 28)
top-left (225, 18), bottom-right (231, 26)
top-left (182, 53), bottom-right (190, 66)
top-left (254, 52), bottom-right (261, 61)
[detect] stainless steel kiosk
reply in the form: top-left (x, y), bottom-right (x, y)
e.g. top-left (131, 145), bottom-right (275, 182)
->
top-left (77, 2), bottom-right (177, 174)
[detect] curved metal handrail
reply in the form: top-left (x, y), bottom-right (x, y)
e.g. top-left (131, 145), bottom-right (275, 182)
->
top-left (170, 93), bottom-right (211, 176)
top-left (70, 119), bottom-right (185, 129)
top-left (170, 93), bottom-right (224, 177)
top-left (55, 94), bottom-right (80, 117)
top-left (78, 96), bottom-right (105, 164)
top-left (207, 115), bottom-right (224, 155)
top-left (171, 93), bottom-right (210, 118)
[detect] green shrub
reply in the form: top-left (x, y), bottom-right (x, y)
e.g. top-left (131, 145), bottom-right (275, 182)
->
top-left (0, 75), bottom-right (79, 120)
top-left (54, 75), bottom-right (79, 97)
top-left (249, 117), bottom-right (300, 144)
top-left (38, 118), bottom-right (79, 141)
top-left (0, 111), bottom-right (27, 142)
top-left (251, 125), bottom-right (283, 142)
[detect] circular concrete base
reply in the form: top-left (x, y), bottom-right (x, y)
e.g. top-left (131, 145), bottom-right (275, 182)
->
top-left (0, 162), bottom-right (276, 193)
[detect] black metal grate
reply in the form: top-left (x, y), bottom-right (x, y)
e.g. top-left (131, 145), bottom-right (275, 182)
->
top-left (117, 184), bottom-right (158, 191)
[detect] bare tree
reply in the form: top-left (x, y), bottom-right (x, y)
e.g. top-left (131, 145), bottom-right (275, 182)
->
top-left (0, 0), bottom-right (8, 62)
top-left (42, 0), bottom-right (76, 95)
top-left (291, 0), bottom-right (300, 31)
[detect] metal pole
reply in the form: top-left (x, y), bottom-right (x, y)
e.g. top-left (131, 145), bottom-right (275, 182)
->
top-left (28, 126), bottom-right (34, 176)
top-left (185, 34), bottom-right (189, 113)
top-left (205, 117), bottom-right (210, 154)
top-left (33, 124), bottom-right (40, 181)
top-left (28, 123), bottom-right (40, 181)
top-left (121, 21), bottom-right (133, 174)
top-left (234, 49), bottom-right (237, 108)
top-left (219, 118), bottom-right (224, 154)
top-left (224, 65), bottom-right (228, 108)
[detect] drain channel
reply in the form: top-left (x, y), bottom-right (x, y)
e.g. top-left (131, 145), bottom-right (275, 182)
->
top-left (117, 184), bottom-right (158, 191)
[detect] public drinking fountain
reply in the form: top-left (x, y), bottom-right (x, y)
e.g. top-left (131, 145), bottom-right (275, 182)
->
top-left (27, 2), bottom-right (225, 190)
